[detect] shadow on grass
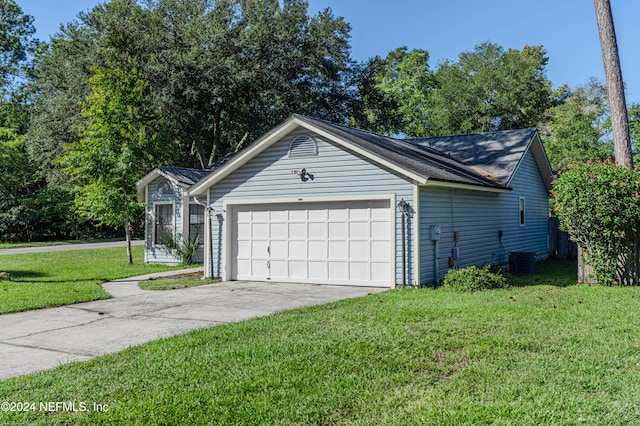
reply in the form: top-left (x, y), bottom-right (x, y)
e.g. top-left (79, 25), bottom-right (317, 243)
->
top-left (3, 270), bottom-right (48, 280)
top-left (510, 259), bottom-right (578, 288)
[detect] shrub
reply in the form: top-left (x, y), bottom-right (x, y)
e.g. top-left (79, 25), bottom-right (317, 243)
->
top-left (165, 234), bottom-right (202, 265)
top-left (551, 160), bottom-right (640, 285)
top-left (442, 265), bottom-right (511, 292)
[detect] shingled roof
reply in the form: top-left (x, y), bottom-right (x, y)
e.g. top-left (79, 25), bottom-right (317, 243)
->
top-left (406, 128), bottom-right (539, 186)
top-left (294, 115), bottom-right (537, 189)
top-left (156, 166), bottom-right (211, 186)
top-left (188, 114), bottom-right (552, 195)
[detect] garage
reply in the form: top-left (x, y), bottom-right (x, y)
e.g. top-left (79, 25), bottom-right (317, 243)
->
top-left (230, 199), bottom-right (393, 286)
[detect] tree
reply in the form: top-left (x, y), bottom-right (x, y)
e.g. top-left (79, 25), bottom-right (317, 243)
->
top-left (430, 43), bottom-right (557, 136)
top-left (352, 42), bottom-right (559, 138)
top-left (30, 0), bottom-right (356, 171)
top-left (0, 0), bottom-right (38, 95)
top-left (350, 48), bottom-right (433, 136)
top-left (541, 79), bottom-right (611, 169)
top-left (628, 103), bottom-right (640, 164)
top-left (594, 0), bottom-right (633, 167)
top-left (63, 66), bottom-right (172, 263)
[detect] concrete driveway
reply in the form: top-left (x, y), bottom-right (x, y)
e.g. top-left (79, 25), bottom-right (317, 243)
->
top-left (0, 270), bottom-right (386, 380)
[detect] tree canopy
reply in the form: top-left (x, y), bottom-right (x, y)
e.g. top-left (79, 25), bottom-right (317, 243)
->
top-left (29, 0), bottom-right (355, 173)
top-left (351, 42), bottom-right (561, 138)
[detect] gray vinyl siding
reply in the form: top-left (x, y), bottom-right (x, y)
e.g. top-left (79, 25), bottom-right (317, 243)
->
top-left (145, 177), bottom-right (183, 264)
top-left (419, 149), bottom-right (549, 284)
top-left (207, 129), bottom-right (415, 286)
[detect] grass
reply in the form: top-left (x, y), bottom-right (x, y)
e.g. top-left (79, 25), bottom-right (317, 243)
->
top-left (2, 259), bottom-right (640, 424)
top-left (0, 246), bottom-right (184, 314)
top-left (140, 275), bottom-right (216, 290)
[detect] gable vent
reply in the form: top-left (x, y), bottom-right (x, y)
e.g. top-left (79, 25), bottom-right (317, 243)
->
top-left (288, 135), bottom-right (318, 158)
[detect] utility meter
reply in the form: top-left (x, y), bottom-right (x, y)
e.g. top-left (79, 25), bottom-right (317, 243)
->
top-left (430, 225), bottom-right (441, 241)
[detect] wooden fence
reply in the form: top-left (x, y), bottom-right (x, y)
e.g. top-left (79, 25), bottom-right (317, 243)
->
top-left (548, 217), bottom-right (577, 260)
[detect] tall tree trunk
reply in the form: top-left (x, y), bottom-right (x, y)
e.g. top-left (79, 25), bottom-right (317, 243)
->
top-left (124, 215), bottom-right (133, 265)
top-left (594, 0), bottom-right (633, 167)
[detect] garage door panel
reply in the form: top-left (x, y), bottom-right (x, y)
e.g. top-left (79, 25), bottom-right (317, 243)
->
top-left (371, 240), bottom-right (389, 260)
top-left (308, 241), bottom-right (326, 259)
top-left (251, 240), bottom-right (268, 256)
top-left (328, 241), bottom-right (347, 259)
top-left (308, 209), bottom-right (327, 220)
top-left (308, 261), bottom-right (327, 280)
top-left (328, 261), bottom-right (348, 280)
top-left (328, 222), bottom-right (347, 238)
top-left (308, 222), bottom-right (325, 238)
top-left (349, 241), bottom-right (369, 260)
top-left (237, 222), bottom-right (251, 238)
top-left (349, 221), bottom-right (368, 239)
top-left (288, 208), bottom-right (306, 221)
top-left (288, 260), bottom-right (306, 278)
top-left (270, 240), bottom-right (287, 258)
top-left (288, 240), bottom-right (306, 258)
top-left (289, 222), bottom-right (306, 238)
top-left (252, 209), bottom-right (269, 221)
top-left (371, 262), bottom-right (390, 279)
top-left (349, 262), bottom-right (369, 281)
top-left (328, 208), bottom-right (347, 220)
top-left (371, 221), bottom-right (390, 239)
top-left (232, 199), bottom-right (392, 287)
top-left (270, 209), bottom-right (288, 221)
top-left (252, 223), bottom-right (268, 238)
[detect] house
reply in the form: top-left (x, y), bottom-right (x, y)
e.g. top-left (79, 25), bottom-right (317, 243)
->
top-left (136, 114), bottom-right (552, 287)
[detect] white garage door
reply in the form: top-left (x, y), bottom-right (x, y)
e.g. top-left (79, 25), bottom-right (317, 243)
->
top-left (231, 199), bottom-right (392, 286)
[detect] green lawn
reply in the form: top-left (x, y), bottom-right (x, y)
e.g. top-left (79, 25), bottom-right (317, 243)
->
top-left (2, 260), bottom-right (640, 424)
top-left (0, 246), bottom-right (183, 314)
top-left (140, 275), bottom-right (216, 290)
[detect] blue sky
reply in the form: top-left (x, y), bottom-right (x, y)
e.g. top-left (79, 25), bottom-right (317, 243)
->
top-left (20, 0), bottom-right (640, 104)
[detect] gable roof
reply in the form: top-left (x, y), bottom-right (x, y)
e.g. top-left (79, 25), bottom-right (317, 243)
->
top-left (191, 114), bottom-right (552, 195)
top-left (295, 115), bottom-right (506, 188)
top-left (136, 153), bottom-right (236, 202)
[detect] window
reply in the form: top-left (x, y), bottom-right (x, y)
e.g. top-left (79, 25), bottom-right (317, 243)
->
top-left (519, 197), bottom-right (525, 226)
top-left (189, 204), bottom-right (205, 242)
top-left (288, 135), bottom-right (318, 158)
top-left (154, 203), bottom-right (174, 245)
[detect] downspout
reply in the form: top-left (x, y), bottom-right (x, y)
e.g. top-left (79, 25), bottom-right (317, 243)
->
top-left (397, 199), bottom-right (409, 286)
top-left (193, 196), bottom-right (213, 278)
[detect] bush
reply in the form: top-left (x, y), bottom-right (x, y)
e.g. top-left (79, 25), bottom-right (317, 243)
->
top-left (165, 234), bottom-right (202, 265)
top-left (442, 265), bottom-right (511, 292)
top-left (551, 160), bottom-right (640, 285)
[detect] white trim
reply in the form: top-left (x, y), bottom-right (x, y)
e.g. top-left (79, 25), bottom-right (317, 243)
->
top-left (222, 193), bottom-right (394, 207)
top-left (222, 194), bottom-right (396, 287)
top-left (181, 194), bottom-right (189, 243)
top-left (189, 116), bottom-right (428, 195)
top-left (413, 184), bottom-right (420, 287)
top-left (422, 179), bottom-right (511, 193)
top-left (152, 201), bottom-right (176, 247)
top-left (144, 184), bottom-right (149, 263)
top-left (390, 194), bottom-right (397, 289)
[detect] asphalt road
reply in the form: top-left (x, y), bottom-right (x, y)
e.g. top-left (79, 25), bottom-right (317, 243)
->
top-left (0, 240), bottom-right (145, 255)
